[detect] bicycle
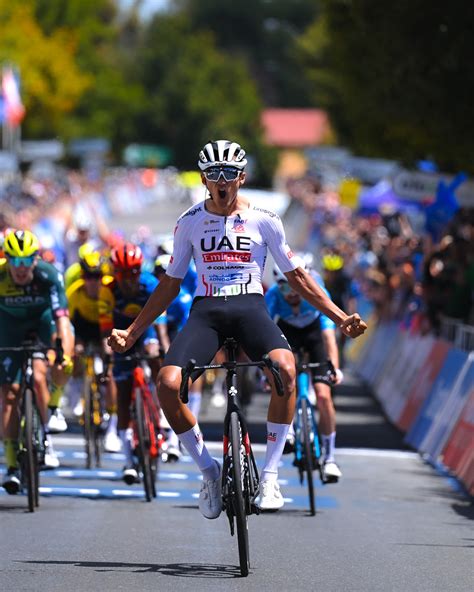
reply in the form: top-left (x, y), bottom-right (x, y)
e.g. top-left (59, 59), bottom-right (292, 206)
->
top-left (0, 338), bottom-right (63, 512)
top-left (180, 338), bottom-right (284, 577)
top-left (293, 354), bottom-right (336, 516)
top-left (80, 345), bottom-right (108, 469)
top-left (120, 352), bottom-right (163, 502)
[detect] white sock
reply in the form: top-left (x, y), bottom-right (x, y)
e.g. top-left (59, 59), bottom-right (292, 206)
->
top-left (106, 414), bottom-right (118, 436)
top-left (66, 377), bottom-right (82, 408)
top-left (322, 432), bottom-right (336, 462)
top-left (178, 423), bottom-right (218, 480)
top-left (167, 430), bottom-right (180, 448)
top-left (261, 421), bottom-right (291, 482)
top-left (288, 421), bottom-right (295, 438)
top-left (188, 391), bottom-right (202, 418)
top-left (119, 427), bottom-right (134, 465)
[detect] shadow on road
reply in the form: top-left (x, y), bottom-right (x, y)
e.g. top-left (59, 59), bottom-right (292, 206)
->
top-left (17, 560), bottom-right (242, 579)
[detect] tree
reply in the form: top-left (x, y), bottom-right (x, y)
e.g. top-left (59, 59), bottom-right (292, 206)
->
top-left (135, 13), bottom-right (276, 181)
top-left (175, 0), bottom-right (320, 106)
top-left (0, 3), bottom-right (90, 137)
top-left (298, 0), bottom-right (474, 172)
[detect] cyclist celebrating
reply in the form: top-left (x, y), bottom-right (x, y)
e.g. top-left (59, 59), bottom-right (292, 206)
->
top-left (99, 242), bottom-right (167, 484)
top-left (266, 256), bottom-right (344, 482)
top-left (0, 230), bottom-right (74, 493)
top-left (108, 140), bottom-right (367, 517)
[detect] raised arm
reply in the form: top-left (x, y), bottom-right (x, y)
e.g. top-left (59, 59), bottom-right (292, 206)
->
top-left (286, 267), bottom-right (367, 338)
top-left (108, 275), bottom-right (181, 352)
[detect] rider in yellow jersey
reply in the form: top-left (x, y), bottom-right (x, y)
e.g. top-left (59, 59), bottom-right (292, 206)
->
top-left (66, 252), bottom-right (121, 452)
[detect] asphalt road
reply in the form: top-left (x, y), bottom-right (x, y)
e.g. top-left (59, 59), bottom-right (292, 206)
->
top-left (1, 373), bottom-right (472, 592)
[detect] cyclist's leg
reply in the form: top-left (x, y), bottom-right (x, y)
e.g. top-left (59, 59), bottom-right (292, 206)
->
top-left (115, 372), bottom-right (134, 467)
top-left (306, 328), bottom-right (341, 480)
top-left (1, 319), bottom-right (29, 487)
top-left (45, 312), bottom-right (71, 433)
top-left (235, 295), bottom-right (296, 509)
top-left (158, 304), bottom-right (223, 516)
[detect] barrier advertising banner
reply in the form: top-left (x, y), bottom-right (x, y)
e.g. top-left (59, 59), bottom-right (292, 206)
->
top-left (442, 389), bottom-right (474, 495)
top-left (398, 340), bottom-right (451, 432)
top-left (405, 349), bottom-right (468, 449)
top-left (420, 353), bottom-right (474, 459)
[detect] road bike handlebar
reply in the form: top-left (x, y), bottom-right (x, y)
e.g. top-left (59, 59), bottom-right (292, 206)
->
top-left (297, 359), bottom-right (336, 382)
top-left (0, 338), bottom-right (64, 365)
top-left (179, 354), bottom-right (285, 404)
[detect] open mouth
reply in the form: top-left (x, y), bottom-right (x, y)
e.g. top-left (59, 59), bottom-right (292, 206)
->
top-left (218, 189), bottom-right (227, 199)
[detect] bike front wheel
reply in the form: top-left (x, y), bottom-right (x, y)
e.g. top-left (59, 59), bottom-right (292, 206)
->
top-left (135, 388), bottom-right (154, 502)
top-left (21, 388), bottom-right (39, 512)
top-left (301, 398), bottom-right (316, 516)
top-left (230, 411), bottom-right (250, 577)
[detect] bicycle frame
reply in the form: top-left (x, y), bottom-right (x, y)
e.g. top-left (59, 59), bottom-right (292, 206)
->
top-left (294, 370), bottom-right (321, 468)
top-left (0, 339), bottom-right (62, 512)
top-left (130, 363), bottom-right (162, 461)
top-left (82, 347), bottom-right (106, 469)
top-left (179, 339), bottom-right (284, 576)
top-left (221, 344), bottom-right (260, 524)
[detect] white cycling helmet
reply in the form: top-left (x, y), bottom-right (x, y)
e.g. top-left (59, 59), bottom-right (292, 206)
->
top-left (198, 140), bottom-right (247, 171)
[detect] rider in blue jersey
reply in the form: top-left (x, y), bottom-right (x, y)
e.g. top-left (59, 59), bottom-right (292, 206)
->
top-left (265, 255), bottom-right (344, 482)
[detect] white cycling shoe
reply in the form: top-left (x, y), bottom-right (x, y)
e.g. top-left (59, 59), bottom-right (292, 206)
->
top-left (199, 461), bottom-right (222, 519)
top-left (47, 409), bottom-right (68, 434)
top-left (322, 460), bottom-right (342, 482)
top-left (43, 436), bottom-right (60, 469)
top-left (257, 480), bottom-right (284, 511)
top-left (104, 431), bottom-right (122, 453)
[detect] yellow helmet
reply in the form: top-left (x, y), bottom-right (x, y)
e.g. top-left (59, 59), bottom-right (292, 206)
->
top-left (80, 251), bottom-right (103, 276)
top-left (3, 230), bottom-right (39, 257)
top-left (78, 242), bottom-right (95, 261)
top-left (322, 253), bottom-right (344, 272)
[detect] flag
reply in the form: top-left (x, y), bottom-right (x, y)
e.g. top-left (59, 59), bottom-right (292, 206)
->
top-left (425, 173), bottom-right (464, 242)
top-left (2, 67), bottom-right (25, 126)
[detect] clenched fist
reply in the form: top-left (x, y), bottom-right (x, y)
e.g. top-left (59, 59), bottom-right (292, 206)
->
top-left (107, 328), bottom-right (136, 353)
top-left (339, 314), bottom-right (367, 338)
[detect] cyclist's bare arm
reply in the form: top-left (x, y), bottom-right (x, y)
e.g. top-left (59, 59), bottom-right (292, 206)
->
top-left (55, 315), bottom-right (75, 360)
top-left (322, 328), bottom-right (342, 384)
top-left (108, 275), bottom-right (181, 353)
top-left (285, 267), bottom-right (367, 338)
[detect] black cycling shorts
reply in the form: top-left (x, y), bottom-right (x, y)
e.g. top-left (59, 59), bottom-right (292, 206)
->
top-left (163, 294), bottom-right (291, 370)
top-left (278, 318), bottom-right (331, 384)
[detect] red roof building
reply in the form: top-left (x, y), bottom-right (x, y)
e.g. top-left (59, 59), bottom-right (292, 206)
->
top-left (261, 108), bottom-right (330, 147)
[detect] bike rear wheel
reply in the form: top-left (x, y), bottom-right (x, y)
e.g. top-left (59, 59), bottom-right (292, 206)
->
top-left (21, 388), bottom-right (38, 512)
top-left (135, 388), bottom-right (154, 502)
top-left (301, 398), bottom-right (316, 516)
top-left (230, 411), bottom-right (250, 577)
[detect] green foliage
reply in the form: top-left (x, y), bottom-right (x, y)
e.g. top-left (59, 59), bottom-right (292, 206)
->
top-left (0, 2), bottom-right (91, 137)
top-left (298, 0), bottom-right (474, 172)
top-left (176, 0), bottom-right (320, 106)
top-left (135, 14), bottom-right (274, 180)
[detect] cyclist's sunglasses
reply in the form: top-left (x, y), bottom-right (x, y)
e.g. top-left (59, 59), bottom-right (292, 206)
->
top-left (203, 166), bottom-right (241, 182)
top-left (83, 272), bottom-right (102, 280)
top-left (7, 255), bottom-right (36, 268)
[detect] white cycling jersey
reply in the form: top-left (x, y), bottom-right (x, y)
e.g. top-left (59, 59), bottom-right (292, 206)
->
top-left (167, 200), bottom-right (298, 297)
